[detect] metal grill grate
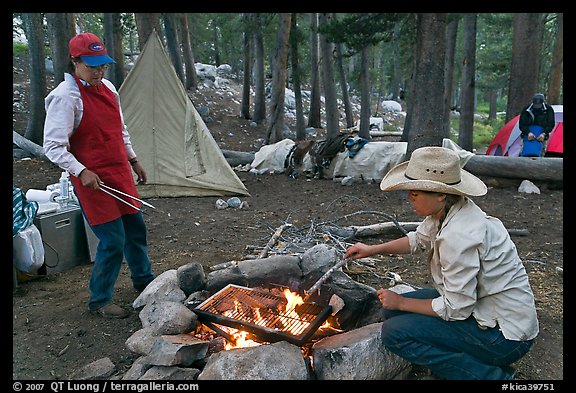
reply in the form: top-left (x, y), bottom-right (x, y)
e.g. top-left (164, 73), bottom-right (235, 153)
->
top-left (193, 284), bottom-right (332, 346)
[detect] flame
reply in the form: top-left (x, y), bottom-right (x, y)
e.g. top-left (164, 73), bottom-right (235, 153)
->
top-left (283, 288), bottom-right (304, 310)
top-left (224, 330), bottom-right (260, 350)
top-left (221, 288), bottom-right (312, 349)
top-left (318, 320), bottom-right (343, 333)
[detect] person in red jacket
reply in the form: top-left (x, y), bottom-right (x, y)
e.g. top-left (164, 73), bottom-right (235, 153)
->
top-left (43, 32), bottom-right (155, 319)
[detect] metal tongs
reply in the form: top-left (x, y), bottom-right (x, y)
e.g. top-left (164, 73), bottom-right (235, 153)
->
top-left (99, 183), bottom-right (156, 212)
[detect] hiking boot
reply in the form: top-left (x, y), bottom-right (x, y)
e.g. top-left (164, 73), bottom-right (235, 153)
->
top-left (134, 275), bottom-right (156, 293)
top-left (502, 365), bottom-right (519, 380)
top-left (93, 303), bottom-right (130, 319)
top-left (134, 280), bottom-right (153, 293)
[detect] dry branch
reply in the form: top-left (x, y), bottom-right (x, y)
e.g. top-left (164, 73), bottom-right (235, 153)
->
top-left (303, 258), bottom-right (350, 302)
top-left (317, 210), bottom-right (409, 236)
top-left (258, 223), bottom-right (292, 259)
top-left (242, 207), bottom-right (528, 264)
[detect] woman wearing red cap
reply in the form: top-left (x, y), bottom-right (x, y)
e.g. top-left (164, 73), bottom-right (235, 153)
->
top-left (43, 32), bottom-right (155, 319)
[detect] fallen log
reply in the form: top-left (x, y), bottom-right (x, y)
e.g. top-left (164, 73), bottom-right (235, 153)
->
top-left (321, 222), bottom-right (528, 239)
top-left (222, 144), bottom-right (563, 184)
top-left (464, 155), bottom-right (563, 183)
top-left (221, 149), bottom-right (255, 166)
top-left (13, 130), bottom-right (50, 161)
top-left (319, 222), bottom-right (420, 239)
top-left (369, 130), bottom-right (403, 137)
top-left (507, 228), bottom-right (529, 237)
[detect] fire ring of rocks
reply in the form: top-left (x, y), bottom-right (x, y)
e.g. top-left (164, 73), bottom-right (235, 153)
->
top-left (73, 244), bottom-right (414, 380)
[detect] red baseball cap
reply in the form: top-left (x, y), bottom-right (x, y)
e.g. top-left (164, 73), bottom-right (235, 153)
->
top-left (69, 33), bottom-right (115, 66)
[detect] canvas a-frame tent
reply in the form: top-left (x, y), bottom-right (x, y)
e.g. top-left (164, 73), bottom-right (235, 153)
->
top-left (118, 30), bottom-right (250, 198)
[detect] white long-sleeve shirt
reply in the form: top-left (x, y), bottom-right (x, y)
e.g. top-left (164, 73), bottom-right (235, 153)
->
top-left (43, 73), bottom-right (136, 177)
top-left (407, 196), bottom-right (539, 341)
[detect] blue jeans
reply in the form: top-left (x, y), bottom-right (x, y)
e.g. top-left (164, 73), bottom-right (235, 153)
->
top-left (380, 289), bottom-right (534, 380)
top-left (87, 212), bottom-right (155, 310)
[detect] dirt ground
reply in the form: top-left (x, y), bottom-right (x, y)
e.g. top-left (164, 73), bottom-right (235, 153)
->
top-left (12, 55), bottom-right (563, 381)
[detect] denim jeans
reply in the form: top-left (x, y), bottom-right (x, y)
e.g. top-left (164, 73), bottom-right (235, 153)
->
top-left (380, 288), bottom-right (534, 380)
top-left (87, 212), bottom-right (155, 310)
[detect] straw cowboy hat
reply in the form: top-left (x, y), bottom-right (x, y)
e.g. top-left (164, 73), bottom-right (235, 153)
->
top-left (380, 146), bottom-right (487, 196)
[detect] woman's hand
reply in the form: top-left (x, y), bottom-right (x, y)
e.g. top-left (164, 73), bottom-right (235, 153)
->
top-left (79, 168), bottom-right (101, 190)
top-left (344, 242), bottom-right (372, 260)
top-left (376, 288), bottom-right (403, 310)
top-left (131, 162), bottom-right (147, 184)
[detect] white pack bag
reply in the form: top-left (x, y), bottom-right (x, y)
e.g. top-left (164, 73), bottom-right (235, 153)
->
top-left (13, 224), bottom-right (45, 273)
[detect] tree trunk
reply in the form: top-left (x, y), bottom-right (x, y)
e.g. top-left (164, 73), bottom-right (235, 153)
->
top-left (22, 13), bottom-right (47, 146)
top-left (400, 14), bottom-right (418, 144)
top-left (103, 13), bottom-right (125, 89)
top-left (252, 13), bottom-right (266, 123)
top-left (443, 15), bottom-right (459, 136)
top-left (45, 13), bottom-right (75, 86)
top-left (391, 22), bottom-right (403, 108)
top-left (135, 13), bottom-right (161, 51)
top-left (547, 13), bottom-right (563, 104)
top-left (458, 13), bottom-right (477, 152)
top-left (163, 13), bottom-right (184, 85)
top-left (212, 19), bottom-right (221, 66)
top-left (506, 13), bottom-right (544, 121)
top-left (179, 13), bottom-right (197, 90)
top-left (403, 13), bottom-right (448, 157)
top-left (319, 13), bottom-right (339, 139)
top-left (358, 46), bottom-right (371, 140)
top-left (335, 43), bottom-right (354, 129)
top-left (307, 13), bottom-right (322, 129)
top-left (265, 13), bottom-right (292, 144)
top-left (290, 13), bottom-right (306, 140)
top-left (240, 13), bottom-right (252, 120)
top-left (112, 13), bottom-right (125, 87)
top-left (488, 88), bottom-right (498, 121)
top-left (333, 14), bottom-right (354, 130)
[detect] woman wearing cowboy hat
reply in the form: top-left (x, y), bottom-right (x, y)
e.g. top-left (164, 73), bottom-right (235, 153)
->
top-left (344, 146), bottom-right (539, 380)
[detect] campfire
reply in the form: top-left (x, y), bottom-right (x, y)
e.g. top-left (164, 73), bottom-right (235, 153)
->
top-left (126, 236), bottom-right (413, 379)
top-left (193, 284), bottom-right (335, 348)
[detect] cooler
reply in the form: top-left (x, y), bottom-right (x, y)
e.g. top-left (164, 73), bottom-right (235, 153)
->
top-left (33, 205), bottom-right (97, 273)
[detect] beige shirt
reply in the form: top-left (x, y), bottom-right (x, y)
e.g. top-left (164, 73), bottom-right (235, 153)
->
top-left (43, 73), bottom-right (136, 178)
top-left (407, 196), bottom-right (539, 341)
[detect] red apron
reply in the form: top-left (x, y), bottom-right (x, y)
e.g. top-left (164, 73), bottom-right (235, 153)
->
top-left (69, 77), bottom-right (140, 226)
